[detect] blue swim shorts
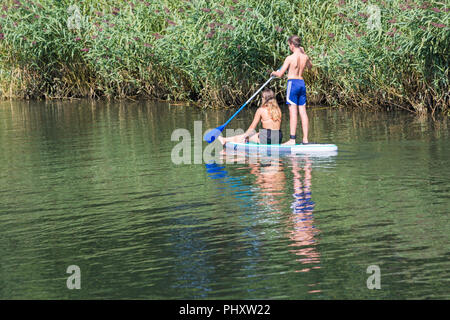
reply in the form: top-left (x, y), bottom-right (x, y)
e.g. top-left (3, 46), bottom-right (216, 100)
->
top-left (286, 79), bottom-right (307, 106)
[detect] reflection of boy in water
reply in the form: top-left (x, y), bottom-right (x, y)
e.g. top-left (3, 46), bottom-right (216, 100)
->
top-left (248, 157), bottom-right (320, 272)
top-left (288, 157), bottom-right (320, 273)
top-left (235, 156), bottom-right (320, 276)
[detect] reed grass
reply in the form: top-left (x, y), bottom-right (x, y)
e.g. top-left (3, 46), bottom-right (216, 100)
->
top-left (0, 0), bottom-right (448, 114)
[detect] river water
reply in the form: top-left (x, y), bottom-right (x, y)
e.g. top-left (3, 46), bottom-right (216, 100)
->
top-left (0, 100), bottom-right (448, 299)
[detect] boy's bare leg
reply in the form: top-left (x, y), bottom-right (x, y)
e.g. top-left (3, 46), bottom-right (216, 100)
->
top-left (283, 104), bottom-right (298, 145)
top-left (298, 105), bottom-right (309, 143)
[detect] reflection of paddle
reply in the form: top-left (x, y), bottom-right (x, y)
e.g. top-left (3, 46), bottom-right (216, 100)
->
top-left (204, 75), bottom-right (275, 143)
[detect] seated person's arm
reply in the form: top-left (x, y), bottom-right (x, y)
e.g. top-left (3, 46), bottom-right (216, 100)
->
top-left (244, 109), bottom-right (261, 138)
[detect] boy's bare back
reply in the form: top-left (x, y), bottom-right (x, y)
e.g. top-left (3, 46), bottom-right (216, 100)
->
top-left (286, 50), bottom-right (311, 80)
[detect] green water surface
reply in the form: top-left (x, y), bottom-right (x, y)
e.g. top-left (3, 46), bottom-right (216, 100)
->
top-left (0, 100), bottom-right (448, 299)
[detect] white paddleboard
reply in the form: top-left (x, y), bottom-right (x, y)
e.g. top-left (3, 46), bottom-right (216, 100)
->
top-left (224, 141), bottom-right (338, 155)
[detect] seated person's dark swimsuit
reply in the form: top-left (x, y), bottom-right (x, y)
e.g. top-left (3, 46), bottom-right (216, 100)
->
top-left (258, 128), bottom-right (283, 145)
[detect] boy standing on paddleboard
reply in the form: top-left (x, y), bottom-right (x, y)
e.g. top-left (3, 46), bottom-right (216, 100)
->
top-left (271, 35), bottom-right (312, 145)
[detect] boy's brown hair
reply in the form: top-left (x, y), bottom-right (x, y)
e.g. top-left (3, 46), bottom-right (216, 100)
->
top-left (288, 35), bottom-right (302, 48)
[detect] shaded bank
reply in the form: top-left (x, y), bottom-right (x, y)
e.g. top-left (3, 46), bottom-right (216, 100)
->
top-left (0, 0), bottom-right (448, 114)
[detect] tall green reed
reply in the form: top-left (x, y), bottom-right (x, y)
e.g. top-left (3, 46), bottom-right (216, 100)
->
top-left (0, 0), bottom-right (448, 114)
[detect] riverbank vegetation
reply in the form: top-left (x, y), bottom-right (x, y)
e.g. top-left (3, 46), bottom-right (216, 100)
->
top-left (0, 0), bottom-right (448, 114)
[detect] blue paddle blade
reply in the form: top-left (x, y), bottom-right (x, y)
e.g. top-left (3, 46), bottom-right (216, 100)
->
top-left (204, 126), bottom-right (224, 143)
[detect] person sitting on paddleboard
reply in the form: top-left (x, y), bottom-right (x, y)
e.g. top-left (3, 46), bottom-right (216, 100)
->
top-left (218, 88), bottom-right (283, 145)
top-left (271, 35), bottom-right (312, 145)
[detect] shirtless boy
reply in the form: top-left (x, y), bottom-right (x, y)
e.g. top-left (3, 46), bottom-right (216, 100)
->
top-left (271, 35), bottom-right (312, 145)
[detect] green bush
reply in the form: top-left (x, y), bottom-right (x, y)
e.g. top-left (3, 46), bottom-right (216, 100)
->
top-left (0, 0), bottom-right (448, 113)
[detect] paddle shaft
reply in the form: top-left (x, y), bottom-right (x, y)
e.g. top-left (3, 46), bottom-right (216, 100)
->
top-left (204, 70), bottom-right (279, 143)
top-left (222, 76), bottom-right (274, 128)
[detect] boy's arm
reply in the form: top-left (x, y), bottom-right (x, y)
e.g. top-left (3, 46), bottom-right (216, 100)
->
top-left (244, 109), bottom-right (261, 137)
top-left (306, 55), bottom-right (313, 69)
top-left (271, 57), bottom-right (290, 78)
top-left (300, 47), bottom-right (312, 69)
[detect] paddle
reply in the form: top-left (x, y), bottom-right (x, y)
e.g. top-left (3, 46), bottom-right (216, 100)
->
top-left (203, 74), bottom-right (276, 143)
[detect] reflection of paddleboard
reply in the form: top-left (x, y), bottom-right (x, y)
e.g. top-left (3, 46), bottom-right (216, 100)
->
top-left (224, 141), bottom-right (338, 155)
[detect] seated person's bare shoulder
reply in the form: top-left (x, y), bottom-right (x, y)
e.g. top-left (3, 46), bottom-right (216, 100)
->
top-left (257, 107), bottom-right (267, 115)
